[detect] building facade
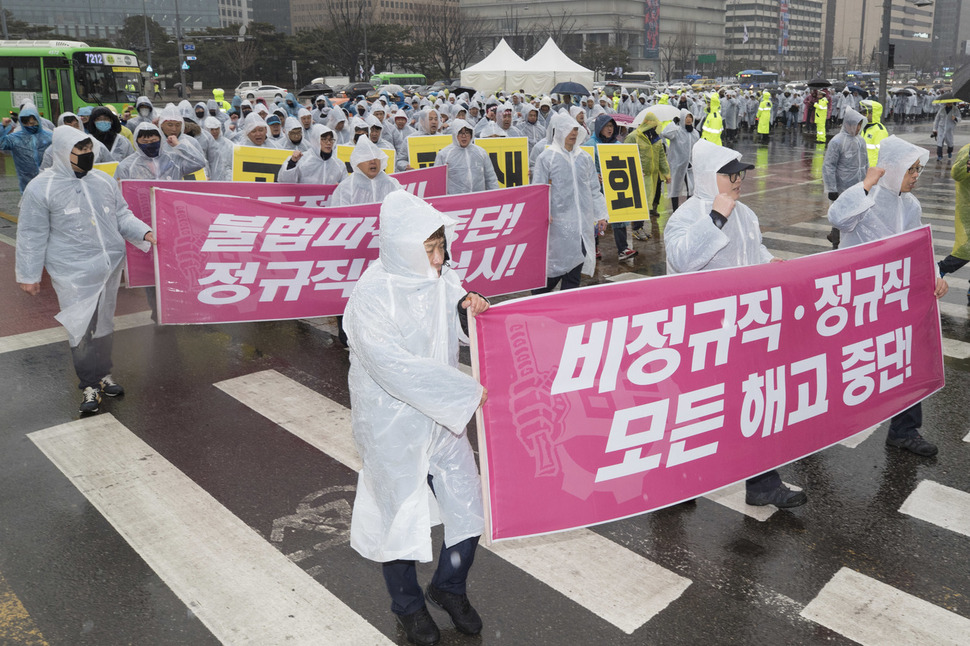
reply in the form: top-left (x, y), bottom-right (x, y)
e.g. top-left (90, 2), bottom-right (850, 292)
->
top-left (218, 0), bottom-right (253, 27)
top-left (723, 0), bottom-right (824, 81)
top-left (291, 0), bottom-right (460, 34)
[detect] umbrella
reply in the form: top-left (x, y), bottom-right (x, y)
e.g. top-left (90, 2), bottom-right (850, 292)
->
top-left (296, 82), bottom-right (332, 99)
top-left (932, 93), bottom-right (963, 104)
top-left (551, 81), bottom-right (590, 96)
top-left (611, 113), bottom-right (634, 125)
top-left (808, 78), bottom-right (832, 88)
top-left (632, 104), bottom-right (680, 128)
top-left (375, 83), bottom-right (405, 95)
top-left (343, 82), bottom-right (376, 96)
top-left (951, 61), bottom-right (970, 102)
top-left (846, 85), bottom-right (868, 98)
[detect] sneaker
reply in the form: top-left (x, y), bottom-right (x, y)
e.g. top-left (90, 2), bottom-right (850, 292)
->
top-left (632, 229), bottom-right (651, 241)
top-left (886, 434), bottom-right (938, 457)
top-left (426, 583), bottom-right (482, 635)
top-left (595, 249), bottom-right (602, 259)
top-left (99, 374), bottom-right (125, 397)
top-left (79, 387), bottom-right (101, 414)
top-left (745, 484), bottom-right (808, 508)
top-left (396, 606), bottom-right (440, 646)
top-left (618, 248), bottom-right (638, 261)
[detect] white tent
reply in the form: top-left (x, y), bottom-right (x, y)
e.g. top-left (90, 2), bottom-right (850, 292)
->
top-left (460, 39), bottom-right (531, 95)
top-left (521, 38), bottom-right (595, 95)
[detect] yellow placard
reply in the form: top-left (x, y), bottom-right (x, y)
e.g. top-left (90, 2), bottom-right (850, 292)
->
top-left (475, 136), bottom-right (529, 188)
top-left (580, 145), bottom-right (596, 159)
top-left (598, 143), bottom-right (650, 223)
top-left (407, 134), bottom-right (451, 169)
top-left (336, 144), bottom-right (396, 175)
top-left (94, 161), bottom-right (118, 176)
top-left (231, 145), bottom-right (293, 182)
top-left (181, 168), bottom-right (208, 181)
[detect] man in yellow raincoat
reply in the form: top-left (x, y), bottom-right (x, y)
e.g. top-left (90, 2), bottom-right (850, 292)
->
top-left (860, 99), bottom-right (889, 166)
top-left (814, 94), bottom-right (829, 143)
top-left (625, 112), bottom-right (671, 232)
top-left (939, 143), bottom-right (970, 305)
top-left (756, 90), bottom-right (772, 143)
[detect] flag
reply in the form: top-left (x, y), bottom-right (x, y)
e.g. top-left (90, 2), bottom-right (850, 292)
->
top-left (743, 24), bottom-right (749, 44)
top-left (358, 64), bottom-right (364, 78)
top-left (370, 64), bottom-right (375, 76)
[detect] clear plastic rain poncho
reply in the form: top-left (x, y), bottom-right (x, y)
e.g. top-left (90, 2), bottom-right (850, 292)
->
top-left (397, 109), bottom-right (441, 171)
top-left (203, 116), bottom-right (234, 181)
top-left (15, 126), bottom-right (151, 346)
top-left (40, 112), bottom-right (112, 170)
top-left (281, 116), bottom-right (310, 151)
top-left (933, 104), bottom-right (961, 147)
top-left (277, 124), bottom-right (347, 185)
top-left (345, 190), bottom-right (485, 562)
top-left (828, 135), bottom-right (928, 249)
top-left (115, 122), bottom-right (207, 180)
top-left (237, 113), bottom-right (279, 148)
top-left (329, 137), bottom-right (402, 207)
top-left (950, 143), bottom-right (970, 261)
top-left (0, 104), bottom-right (53, 191)
top-left (823, 107), bottom-right (868, 196)
top-left (664, 139), bottom-right (773, 274)
top-left (126, 96), bottom-right (158, 131)
top-left (156, 104), bottom-right (209, 163)
top-left (433, 118), bottom-right (499, 195)
top-left (533, 112), bottom-right (608, 277)
top-left (662, 108), bottom-right (700, 198)
top-left (327, 109), bottom-right (353, 145)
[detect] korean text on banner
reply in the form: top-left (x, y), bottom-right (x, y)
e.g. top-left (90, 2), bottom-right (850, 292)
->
top-left (471, 227), bottom-right (943, 541)
top-left (151, 184), bottom-right (550, 324)
top-left (336, 144), bottom-right (395, 175)
top-left (121, 167), bottom-right (448, 288)
top-left (408, 134), bottom-right (451, 169)
top-left (598, 143), bottom-right (650, 223)
top-left (476, 137), bottom-right (529, 188)
top-left (231, 145), bottom-right (294, 182)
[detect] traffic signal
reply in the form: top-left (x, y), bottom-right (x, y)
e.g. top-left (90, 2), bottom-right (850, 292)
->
top-left (888, 44), bottom-right (895, 69)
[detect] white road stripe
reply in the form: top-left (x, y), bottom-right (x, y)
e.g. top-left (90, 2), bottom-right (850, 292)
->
top-left (216, 369), bottom-right (693, 634)
top-left (761, 231), bottom-right (832, 248)
top-left (899, 480), bottom-right (970, 538)
top-left (28, 415), bottom-right (392, 646)
top-left (839, 425), bottom-right (879, 449)
top-left (801, 567), bottom-right (970, 645)
top-left (941, 338), bottom-right (970, 359)
top-left (793, 220), bottom-right (956, 235)
top-left (0, 311), bottom-right (154, 355)
top-left (0, 231), bottom-right (16, 247)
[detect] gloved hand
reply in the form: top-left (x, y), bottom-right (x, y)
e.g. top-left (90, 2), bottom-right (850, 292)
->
top-left (931, 131), bottom-right (937, 139)
top-left (828, 192), bottom-right (839, 201)
top-left (673, 116), bottom-right (680, 125)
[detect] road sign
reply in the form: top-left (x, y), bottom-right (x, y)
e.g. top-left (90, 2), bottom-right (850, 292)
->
top-left (184, 44), bottom-right (195, 51)
top-left (182, 61), bottom-right (190, 70)
top-left (146, 65), bottom-right (153, 72)
top-left (186, 56), bottom-right (197, 61)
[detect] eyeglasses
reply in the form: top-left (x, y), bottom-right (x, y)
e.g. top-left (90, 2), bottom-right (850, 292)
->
top-left (718, 170), bottom-right (746, 183)
top-left (906, 164), bottom-right (924, 176)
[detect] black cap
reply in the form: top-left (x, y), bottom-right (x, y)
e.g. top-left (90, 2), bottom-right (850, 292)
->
top-left (717, 158), bottom-right (754, 175)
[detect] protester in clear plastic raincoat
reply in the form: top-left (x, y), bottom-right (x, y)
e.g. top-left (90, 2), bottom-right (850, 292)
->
top-left (664, 138), bottom-right (809, 508)
top-left (932, 103), bottom-right (961, 161)
top-left (125, 96), bottom-right (157, 131)
top-left (16, 126), bottom-right (155, 413)
top-left (203, 116), bottom-right (234, 182)
top-left (345, 190), bottom-right (488, 645)
top-left (662, 108), bottom-right (699, 212)
top-left (0, 104), bottom-right (53, 191)
top-left (115, 122), bottom-right (207, 181)
top-left (398, 108), bottom-right (442, 171)
top-left (329, 137), bottom-right (402, 207)
top-left (822, 107), bottom-right (869, 248)
top-left (533, 112), bottom-right (608, 293)
top-left (327, 108), bottom-right (353, 146)
top-left (40, 112), bottom-right (111, 170)
top-left (277, 124), bottom-right (346, 185)
top-left (940, 143), bottom-right (970, 304)
top-left (828, 135), bottom-right (949, 456)
top-left (86, 106), bottom-right (135, 161)
top-left (433, 118), bottom-right (498, 195)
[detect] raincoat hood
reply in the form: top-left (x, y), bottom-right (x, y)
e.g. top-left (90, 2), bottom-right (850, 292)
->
top-left (350, 136), bottom-right (389, 174)
top-left (19, 104), bottom-right (41, 125)
top-left (158, 105), bottom-right (184, 136)
top-left (708, 92), bottom-right (721, 111)
top-left (592, 113), bottom-right (617, 142)
top-left (449, 118), bottom-right (474, 145)
top-left (876, 135), bottom-right (929, 194)
top-left (131, 122), bottom-right (163, 159)
top-left (56, 112), bottom-right (79, 127)
top-left (840, 107), bottom-right (867, 135)
top-left (549, 112), bottom-right (582, 156)
top-left (135, 96), bottom-right (153, 111)
top-left (50, 125), bottom-right (92, 179)
top-left (309, 124), bottom-right (334, 152)
top-left (860, 99), bottom-right (883, 124)
top-left (637, 112), bottom-right (660, 134)
top-left (213, 88), bottom-right (225, 102)
top-left (284, 116), bottom-right (302, 134)
top-left (378, 191), bottom-right (457, 280)
top-left (692, 139), bottom-right (747, 201)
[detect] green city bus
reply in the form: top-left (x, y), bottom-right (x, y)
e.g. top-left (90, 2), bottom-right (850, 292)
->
top-left (0, 40), bottom-right (143, 122)
top-left (369, 72), bottom-right (427, 87)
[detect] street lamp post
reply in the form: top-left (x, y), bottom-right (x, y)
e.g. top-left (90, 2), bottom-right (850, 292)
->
top-left (174, 0), bottom-right (186, 99)
top-left (141, 0), bottom-right (153, 71)
top-left (878, 0), bottom-right (933, 104)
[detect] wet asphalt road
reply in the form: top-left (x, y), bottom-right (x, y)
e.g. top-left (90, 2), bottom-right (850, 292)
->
top-left (1, 121), bottom-right (969, 646)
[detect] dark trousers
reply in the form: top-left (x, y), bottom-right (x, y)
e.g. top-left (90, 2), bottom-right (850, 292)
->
top-left (382, 536), bottom-right (480, 616)
top-left (71, 307), bottom-right (113, 390)
top-left (532, 262), bottom-right (583, 295)
top-left (612, 222), bottom-right (628, 251)
top-left (746, 469), bottom-right (781, 495)
top-left (939, 254), bottom-right (969, 275)
top-left (888, 402), bottom-right (922, 441)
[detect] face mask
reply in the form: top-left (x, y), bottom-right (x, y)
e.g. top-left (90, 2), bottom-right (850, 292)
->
top-left (138, 141), bottom-right (161, 158)
top-left (196, 111), bottom-right (205, 119)
top-left (74, 151), bottom-right (94, 173)
top-left (209, 110), bottom-right (217, 116)
top-left (95, 121), bottom-right (111, 132)
top-left (23, 124), bottom-right (39, 134)
top-left (139, 108), bottom-right (151, 117)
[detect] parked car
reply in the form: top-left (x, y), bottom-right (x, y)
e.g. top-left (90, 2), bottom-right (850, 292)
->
top-left (240, 84), bottom-right (288, 101)
top-left (234, 80), bottom-right (262, 98)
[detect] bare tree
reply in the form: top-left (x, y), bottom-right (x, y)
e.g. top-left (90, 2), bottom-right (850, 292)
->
top-left (412, 1), bottom-right (486, 79)
top-left (299, 0), bottom-right (377, 80)
top-left (659, 24), bottom-right (696, 81)
top-left (533, 9), bottom-right (580, 57)
top-left (219, 38), bottom-right (260, 83)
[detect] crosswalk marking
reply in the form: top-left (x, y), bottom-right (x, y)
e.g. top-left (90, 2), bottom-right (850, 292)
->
top-left (839, 425), bottom-right (879, 448)
top-left (801, 567), bottom-right (970, 645)
top-left (941, 337), bottom-right (970, 359)
top-left (215, 369), bottom-right (693, 634)
top-left (0, 311), bottom-right (154, 355)
top-left (28, 415), bottom-right (392, 646)
top-left (899, 480), bottom-right (970, 538)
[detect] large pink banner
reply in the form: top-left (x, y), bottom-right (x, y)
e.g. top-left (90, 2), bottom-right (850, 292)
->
top-left (122, 165), bottom-right (448, 288)
top-left (471, 227), bottom-right (944, 541)
top-left (152, 184), bottom-right (549, 324)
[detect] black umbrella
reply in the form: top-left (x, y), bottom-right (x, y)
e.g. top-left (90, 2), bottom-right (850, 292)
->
top-left (343, 82), bottom-right (376, 96)
top-left (550, 81), bottom-right (590, 96)
top-left (808, 78), bottom-right (832, 88)
top-left (846, 85), bottom-right (868, 98)
top-left (297, 82), bottom-right (332, 99)
top-left (951, 60), bottom-right (970, 101)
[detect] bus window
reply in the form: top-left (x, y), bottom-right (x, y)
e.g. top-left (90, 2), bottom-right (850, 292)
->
top-left (72, 53), bottom-right (139, 104)
top-left (0, 57), bottom-right (42, 92)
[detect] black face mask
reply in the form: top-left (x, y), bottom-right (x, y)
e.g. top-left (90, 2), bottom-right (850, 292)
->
top-left (685, 124), bottom-right (694, 133)
top-left (73, 151), bottom-right (94, 177)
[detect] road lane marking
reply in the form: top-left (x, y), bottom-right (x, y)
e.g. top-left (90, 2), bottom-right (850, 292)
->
top-left (0, 232), bottom-right (15, 247)
top-left (0, 311), bottom-right (153, 355)
top-left (0, 571), bottom-right (48, 646)
top-left (839, 425), bottom-right (879, 448)
top-left (899, 480), bottom-right (970, 538)
top-left (801, 567), bottom-right (970, 645)
top-left (216, 369), bottom-right (693, 634)
top-left (28, 414), bottom-right (392, 646)
top-left (941, 338), bottom-right (970, 359)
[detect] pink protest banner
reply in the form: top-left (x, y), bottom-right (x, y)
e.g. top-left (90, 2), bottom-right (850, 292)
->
top-left (470, 227), bottom-right (944, 541)
top-left (152, 184), bottom-right (549, 324)
top-left (122, 165), bottom-right (447, 288)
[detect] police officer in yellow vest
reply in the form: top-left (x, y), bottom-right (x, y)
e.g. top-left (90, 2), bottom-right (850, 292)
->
top-left (700, 92), bottom-right (723, 145)
top-left (814, 95), bottom-right (829, 143)
top-left (756, 90), bottom-right (772, 143)
top-left (212, 88), bottom-right (232, 112)
top-left (859, 99), bottom-right (889, 167)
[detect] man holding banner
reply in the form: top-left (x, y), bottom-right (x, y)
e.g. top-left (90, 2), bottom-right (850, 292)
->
top-left (665, 139), bottom-right (808, 507)
top-left (345, 191), bottom-right (488, 646)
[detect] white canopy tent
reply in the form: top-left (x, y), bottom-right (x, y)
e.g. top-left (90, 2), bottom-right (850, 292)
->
top-left (460, 37), bottom-right (594, 96)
